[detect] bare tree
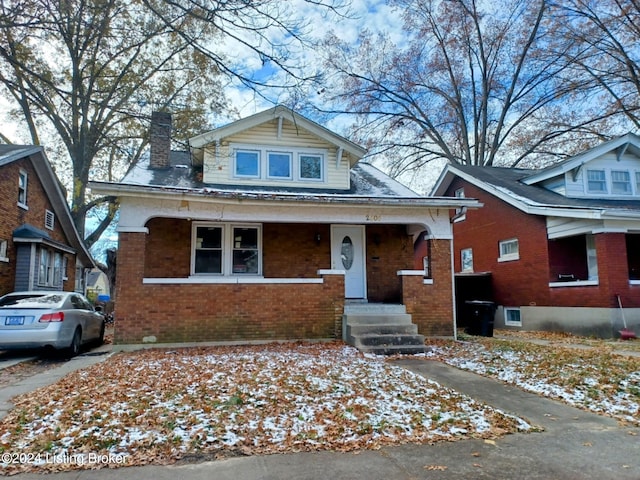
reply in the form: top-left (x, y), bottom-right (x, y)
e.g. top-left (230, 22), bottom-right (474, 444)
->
top-left (319, 0), bottom-right (605, 175)
top-left (553, 0), bottom-right (640, 130)
top-left (0, 0), bottom-right (227, 243)
top-left (0, 0), bottom-right (347, 248)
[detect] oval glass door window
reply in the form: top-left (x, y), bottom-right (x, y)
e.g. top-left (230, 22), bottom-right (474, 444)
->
top-left (341, 236), bottom-right (354, 270)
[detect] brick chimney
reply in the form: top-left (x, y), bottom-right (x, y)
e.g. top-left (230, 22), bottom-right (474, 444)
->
top-left (150, 111), bottom-right (172, 169)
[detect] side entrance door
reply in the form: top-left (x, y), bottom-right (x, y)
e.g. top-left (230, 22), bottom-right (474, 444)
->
top-left (331, 225), bottom-right (366, 299)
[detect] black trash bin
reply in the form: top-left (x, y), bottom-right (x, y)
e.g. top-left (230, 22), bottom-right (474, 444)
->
top-left (464, 300), bottom-right (496, 337)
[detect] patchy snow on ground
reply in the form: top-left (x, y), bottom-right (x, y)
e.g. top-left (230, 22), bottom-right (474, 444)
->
top-left (0, 342), bottom-right (529, 474)
top-left (427, 338), bottom-right (640, 426)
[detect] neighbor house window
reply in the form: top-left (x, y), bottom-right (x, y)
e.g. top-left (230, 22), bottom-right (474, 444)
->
top-left (38, 248), bottom-right (63, 287)
top-left (586, 169), bottom-right (607, 193)
top-left (504, 308), bottom-right (522, 326)
top-left (18, 169), bottom-right (28, 207)
top-left (0, 240), bottom-right (7, 262)
top-left (498, 238), bottom-right (519, 262)
top-left (234, 150), bottom-right (260, 177)
top-left (267, 151), bottom-right (292, 179)
top-left (635, 172), bottom-right (640, 194)
top-left (611, 170), bottom-right (632, 195)
top-left (192, 223), bottom-right (261, 276)
top-left (299, 154), bottom-right (323, 180)
top-left (461, 248), bottom-right (473, 272)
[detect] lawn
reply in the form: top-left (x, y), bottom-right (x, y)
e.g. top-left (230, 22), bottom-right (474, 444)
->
top-left (427, 332), bottom-right (640, 426)
top-left (0, 342), bottom-right (529, 474)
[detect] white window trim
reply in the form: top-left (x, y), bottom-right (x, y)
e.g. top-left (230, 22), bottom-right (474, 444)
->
top-left (585, 169), bottom-right (607, 194)
top-left (504, 307), bottom-right (522, 327)
top-left (230, 143), bottom-right (327, 183)
top-left (191, 222), bottom-right (262, 277)
top-left (18, 169), bottom-right (28, 209)
top-left (498, 238), bottom-right (519, 262)
top-left (37, 247), bottom-right (63, 287)
top-left (611, 170), bottom-right (632, 195)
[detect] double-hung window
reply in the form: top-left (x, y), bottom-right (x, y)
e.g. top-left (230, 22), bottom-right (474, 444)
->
top-left (193, 223), bottom-right (261, 276)
top-left (498, 238), bottom-right (519, 262)
top-left (18, 169), bottom-right (28, 208)
top-left (38, 248), bottom-right (63, 287)
top-left (586, 169), bottom-right (607, 193)
top-left (611, 170), bottom-right (632, 195)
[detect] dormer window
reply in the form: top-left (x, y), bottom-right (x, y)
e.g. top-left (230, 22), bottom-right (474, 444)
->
top-left (232, 144), bottom-right (326, 183)
top-left (586, 169), bottom-right (607, 193)
top-left (267, 151), bottom-right (292, 179)
top-left (611, 170), bottom-right (632, 195)
top-left (235, 150), bottom-right (260, 177)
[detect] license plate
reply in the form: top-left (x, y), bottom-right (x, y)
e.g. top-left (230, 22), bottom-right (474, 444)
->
top-left (5, 316), bottom-right (25, 326)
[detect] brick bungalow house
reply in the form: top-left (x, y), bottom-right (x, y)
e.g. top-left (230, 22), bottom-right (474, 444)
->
top-left (89, 106), bottom-right (478, 347)
top-left (431, 133), bottom-right (640, 338)
top-left (0, 145), bottom-right (94, 296)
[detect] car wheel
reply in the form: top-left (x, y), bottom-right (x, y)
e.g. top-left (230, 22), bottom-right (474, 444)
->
top-left (68, 328), bottom-right (82, 357)
top-left (95, 321), bottom-right (105, 346)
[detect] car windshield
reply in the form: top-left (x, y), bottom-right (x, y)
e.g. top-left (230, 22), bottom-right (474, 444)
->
top-left (0, 294), bottom-right (65, 309)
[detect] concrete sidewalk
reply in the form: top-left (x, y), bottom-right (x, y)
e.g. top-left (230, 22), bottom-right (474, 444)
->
top-left (3, 354), bottom-right (639, 480)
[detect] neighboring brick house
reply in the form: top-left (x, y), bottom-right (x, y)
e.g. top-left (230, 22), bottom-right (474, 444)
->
top-left (431, 133), bottom-right (640, 338)
top-left (0, 145), bottom-right (94, 296)
top-left (89, 106), bottom-right (478, 346)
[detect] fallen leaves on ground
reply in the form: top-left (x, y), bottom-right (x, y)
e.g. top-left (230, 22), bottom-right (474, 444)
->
top-left (0, 342), bottom-right (529, 474)
top-left (427, 336), bottom-right (640, 426)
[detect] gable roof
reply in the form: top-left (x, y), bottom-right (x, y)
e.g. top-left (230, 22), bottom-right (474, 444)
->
top-left (189, 105), bottom-right (367, 165)
top-left (431, 163), bottom-right (640, 220)
top-left (0, 145), bottom-right (94, 266)
top-left (521, 133), bottom-right (640, 185)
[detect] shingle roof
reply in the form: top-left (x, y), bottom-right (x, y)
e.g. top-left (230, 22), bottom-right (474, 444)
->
top-left (453, 165), bottom-right (640, 211)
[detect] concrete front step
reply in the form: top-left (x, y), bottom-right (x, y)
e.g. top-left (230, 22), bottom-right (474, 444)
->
top-left (353, 333), bottom-right (427, 355)
top-left (343, 313), bottom-right (414, 325)
top-left (344, 303), bottom-right (406, 314)
top-left (346, 323), bottom-right (418, 339)
top-left (342, 303), bottom-right (426, 355)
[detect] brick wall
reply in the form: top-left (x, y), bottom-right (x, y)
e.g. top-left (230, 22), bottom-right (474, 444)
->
top-left (402, 239), bottom-right (454, 336)
top-left (115, 232), bottom-right (345, 343)
top-left (115, 219), bottom-right (451, 343)
top-left (0, 157), bottom-right (76, 295)
top-left (446, 178), bottom-right (552, 307)
top-left (447, 178), bottom-right (640, 309)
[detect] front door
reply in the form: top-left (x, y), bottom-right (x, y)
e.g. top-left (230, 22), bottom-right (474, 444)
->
top-left (331, 225), bottom-right (366, 299)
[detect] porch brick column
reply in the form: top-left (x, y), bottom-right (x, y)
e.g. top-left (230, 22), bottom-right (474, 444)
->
top-left (114, 232), bottom-right (147, 344)
top-left (595, 233), bottom-right (630, 307)
top-left (401, 239), bottom-right (454, 337)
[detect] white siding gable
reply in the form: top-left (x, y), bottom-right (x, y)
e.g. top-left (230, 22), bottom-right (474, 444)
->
top-left (202, 117), bottom-right (353, 190)
top-left (563, 151), bottom-right (640, 199)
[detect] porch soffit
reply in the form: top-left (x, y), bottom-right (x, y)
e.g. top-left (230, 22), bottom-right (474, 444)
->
top-left (115, 195), bottom-right (462, 239)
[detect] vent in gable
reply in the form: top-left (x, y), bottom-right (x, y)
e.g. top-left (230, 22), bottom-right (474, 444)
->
top-left (45, 210), bottom-right (55, 230)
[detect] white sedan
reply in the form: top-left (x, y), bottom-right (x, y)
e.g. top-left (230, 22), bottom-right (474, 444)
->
top-left (0, 291), bottom-right (105, 356)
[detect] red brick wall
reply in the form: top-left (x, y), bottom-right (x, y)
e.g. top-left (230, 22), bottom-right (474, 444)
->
top-left (446, 178), bottom-right (551, 307)
top-left (115, 220), bottom-right (453, 343)
top-left (115, 232), bottom-right (345, 343)
top-left (366, 224), bottom-right (410, 303)
top-left (0, 157), bottom-right (76, 295)
top-left (446, 178), bottom-right (640, 309)
top-left (403, 239), bottom-right (454, 335)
